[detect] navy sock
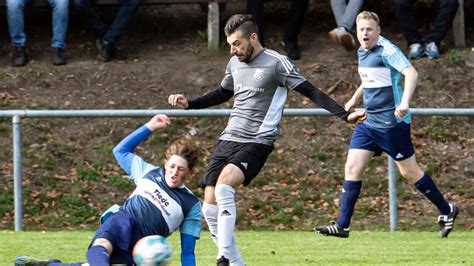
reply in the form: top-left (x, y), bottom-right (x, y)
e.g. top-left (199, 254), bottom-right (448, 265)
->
top-left (415, 173), bottom-right (451, 215)
top-left (86, 245), bottom-right (110, 265)
top-left (337, 180), bottom-right (362, 228)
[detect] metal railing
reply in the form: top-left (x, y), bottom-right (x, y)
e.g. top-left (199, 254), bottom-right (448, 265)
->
top-left (1, 108), bottom-right (473, 231)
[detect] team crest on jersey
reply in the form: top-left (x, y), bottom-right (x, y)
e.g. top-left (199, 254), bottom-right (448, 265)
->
top-left (253, 69), bottom-right (264, 81)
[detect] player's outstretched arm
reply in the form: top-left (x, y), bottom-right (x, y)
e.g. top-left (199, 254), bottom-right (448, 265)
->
top-left (169, 87), bottom-right (233, 110)
top-left (180, 233), bottom-right (197, 266)
top-left (294, 81), bottom-right (351, 122)
top-left (113, 114), bottom-right (170, 176)
top-left (294, 81), bottom-right (366, 124)
top-left (168, 94), bottom-right (189, 109)
top-left (145, 114), bottom-right (171, 131)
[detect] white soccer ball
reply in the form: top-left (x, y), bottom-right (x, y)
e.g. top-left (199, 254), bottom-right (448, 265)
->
top-left (132, 235), bottom-right (172, 266)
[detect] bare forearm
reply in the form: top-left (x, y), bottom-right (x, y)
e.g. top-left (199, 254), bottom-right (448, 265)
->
top-left (401, 66), bottom-right (418, 105)
top-left (352, 84), bottom-right (364, 102)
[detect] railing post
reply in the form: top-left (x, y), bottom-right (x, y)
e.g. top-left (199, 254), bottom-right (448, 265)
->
top-left (207, 1), bottom-right (219, 50)
top-left (453, 0), bottom-right (465, 47)
top-left (13, 115), bottom-right (23, 231)
top-left (388, 157), bottom-right (398, 232)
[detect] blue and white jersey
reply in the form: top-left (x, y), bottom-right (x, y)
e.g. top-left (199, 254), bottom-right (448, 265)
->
top-left (358, 36), bottom-right (412, 128)
top-left (111, 125), bottom-right (202, 239)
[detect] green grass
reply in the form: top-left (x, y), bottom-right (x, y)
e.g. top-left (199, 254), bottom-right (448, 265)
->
top-left (1, 231), bottom-right (473, 265)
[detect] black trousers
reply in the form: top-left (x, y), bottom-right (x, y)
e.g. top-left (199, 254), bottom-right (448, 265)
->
top-left (395, 0), bottom-right (459, 46)
top-left (247, 0), bottom-right (309, 46)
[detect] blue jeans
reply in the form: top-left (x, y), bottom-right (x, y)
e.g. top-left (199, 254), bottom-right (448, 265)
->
top-left (330, 0), bottom-right (364, 32)
top-left (73, 0), bottom-right (142, 43)
top-left (395, 0), bottom-right (459, 46)
top-left (6, 0), bottom-right (69, 48)
top-left (247, 0), bottom-right (309, 46)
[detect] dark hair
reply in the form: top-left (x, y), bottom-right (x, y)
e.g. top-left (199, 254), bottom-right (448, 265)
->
top-left (165, 139), bottom-right (198, 170)
top-left (224, 14), bottom-right (258, 38)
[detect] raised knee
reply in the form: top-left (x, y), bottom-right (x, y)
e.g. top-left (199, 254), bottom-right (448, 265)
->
top-left (92, 238), bottom-right (112, 249)
top-left (51, 0), bottom-right (69, 9)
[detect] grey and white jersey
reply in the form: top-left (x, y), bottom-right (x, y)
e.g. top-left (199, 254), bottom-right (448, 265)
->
top-left (219, 48), bottom-right (306, 146)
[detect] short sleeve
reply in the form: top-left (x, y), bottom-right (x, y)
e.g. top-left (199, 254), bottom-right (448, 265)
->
top-left (220, 60), bottom-right (234, 91)
top-left (275, 56), bottom-right (306, 90)
top-left (129, 157), bottom-right (160, 183)
top-left (382, 46), bottom-right (411, 73)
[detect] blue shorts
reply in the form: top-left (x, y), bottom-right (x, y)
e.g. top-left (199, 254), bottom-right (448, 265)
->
top-left (90, 210), bottom-right (142, 265)
top-left (349, 122), bottom-right (415, 161)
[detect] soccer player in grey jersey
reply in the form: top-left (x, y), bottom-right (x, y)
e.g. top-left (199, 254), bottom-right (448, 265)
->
top-left (169, 14), bottom-right (365, 266)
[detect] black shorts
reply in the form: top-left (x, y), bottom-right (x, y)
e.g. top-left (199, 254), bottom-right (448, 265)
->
top-left (199, 140), bottom-right (273, 187)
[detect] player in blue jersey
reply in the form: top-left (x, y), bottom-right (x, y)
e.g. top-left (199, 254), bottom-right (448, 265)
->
top-left (169, 14), bottom-right (365, 266)
top-left (314, 11), bottom-right (459, 239)
top-left (15, 114), bottom-right (202, 266)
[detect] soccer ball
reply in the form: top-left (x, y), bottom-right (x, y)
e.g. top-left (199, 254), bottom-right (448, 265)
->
top-left (132, 235), bottom-right (172, 266)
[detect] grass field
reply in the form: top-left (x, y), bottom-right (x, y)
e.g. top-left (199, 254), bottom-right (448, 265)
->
top-left (1, 230), bottom-right (472, 265)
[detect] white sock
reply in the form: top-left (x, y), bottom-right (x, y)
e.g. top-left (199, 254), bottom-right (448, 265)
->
top-left (202, 202), bottom-right (244, 265)
top-left (215, 184), bottom-right (237, 260)
top-left (202, 202), bottom-right (219, 246)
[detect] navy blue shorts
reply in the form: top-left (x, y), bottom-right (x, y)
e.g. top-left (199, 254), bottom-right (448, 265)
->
top-left (90, 210), bottom-right (142, 265)
top-left (349, 122), bottom-right (415, 161)
top-left (199, 140), bottom-right (273, 187)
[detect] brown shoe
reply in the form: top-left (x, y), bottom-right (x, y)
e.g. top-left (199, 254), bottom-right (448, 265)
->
top-left (328, 27), bottom-right (356, 51)
top-left (328, 28), bottom-right (340, 45)
top-left (340, 31), bottom-right (356, 51)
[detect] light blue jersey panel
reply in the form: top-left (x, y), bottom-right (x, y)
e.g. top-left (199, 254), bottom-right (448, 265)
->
top-left (129, 155), bottom-right (160, 184)
top-left (358, 36), bottom-right (412, 128)
top-left (180, 202), bottom-right (202, 238)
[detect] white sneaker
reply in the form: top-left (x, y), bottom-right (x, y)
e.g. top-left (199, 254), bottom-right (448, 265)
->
top-left (408, 43), bottom-right (425, 59)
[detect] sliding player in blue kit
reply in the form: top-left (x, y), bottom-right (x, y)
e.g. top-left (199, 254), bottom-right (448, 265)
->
top-left (15, 114), bottom-right (202, 266)
top-left (315, 11), bottom-right (459, 239)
